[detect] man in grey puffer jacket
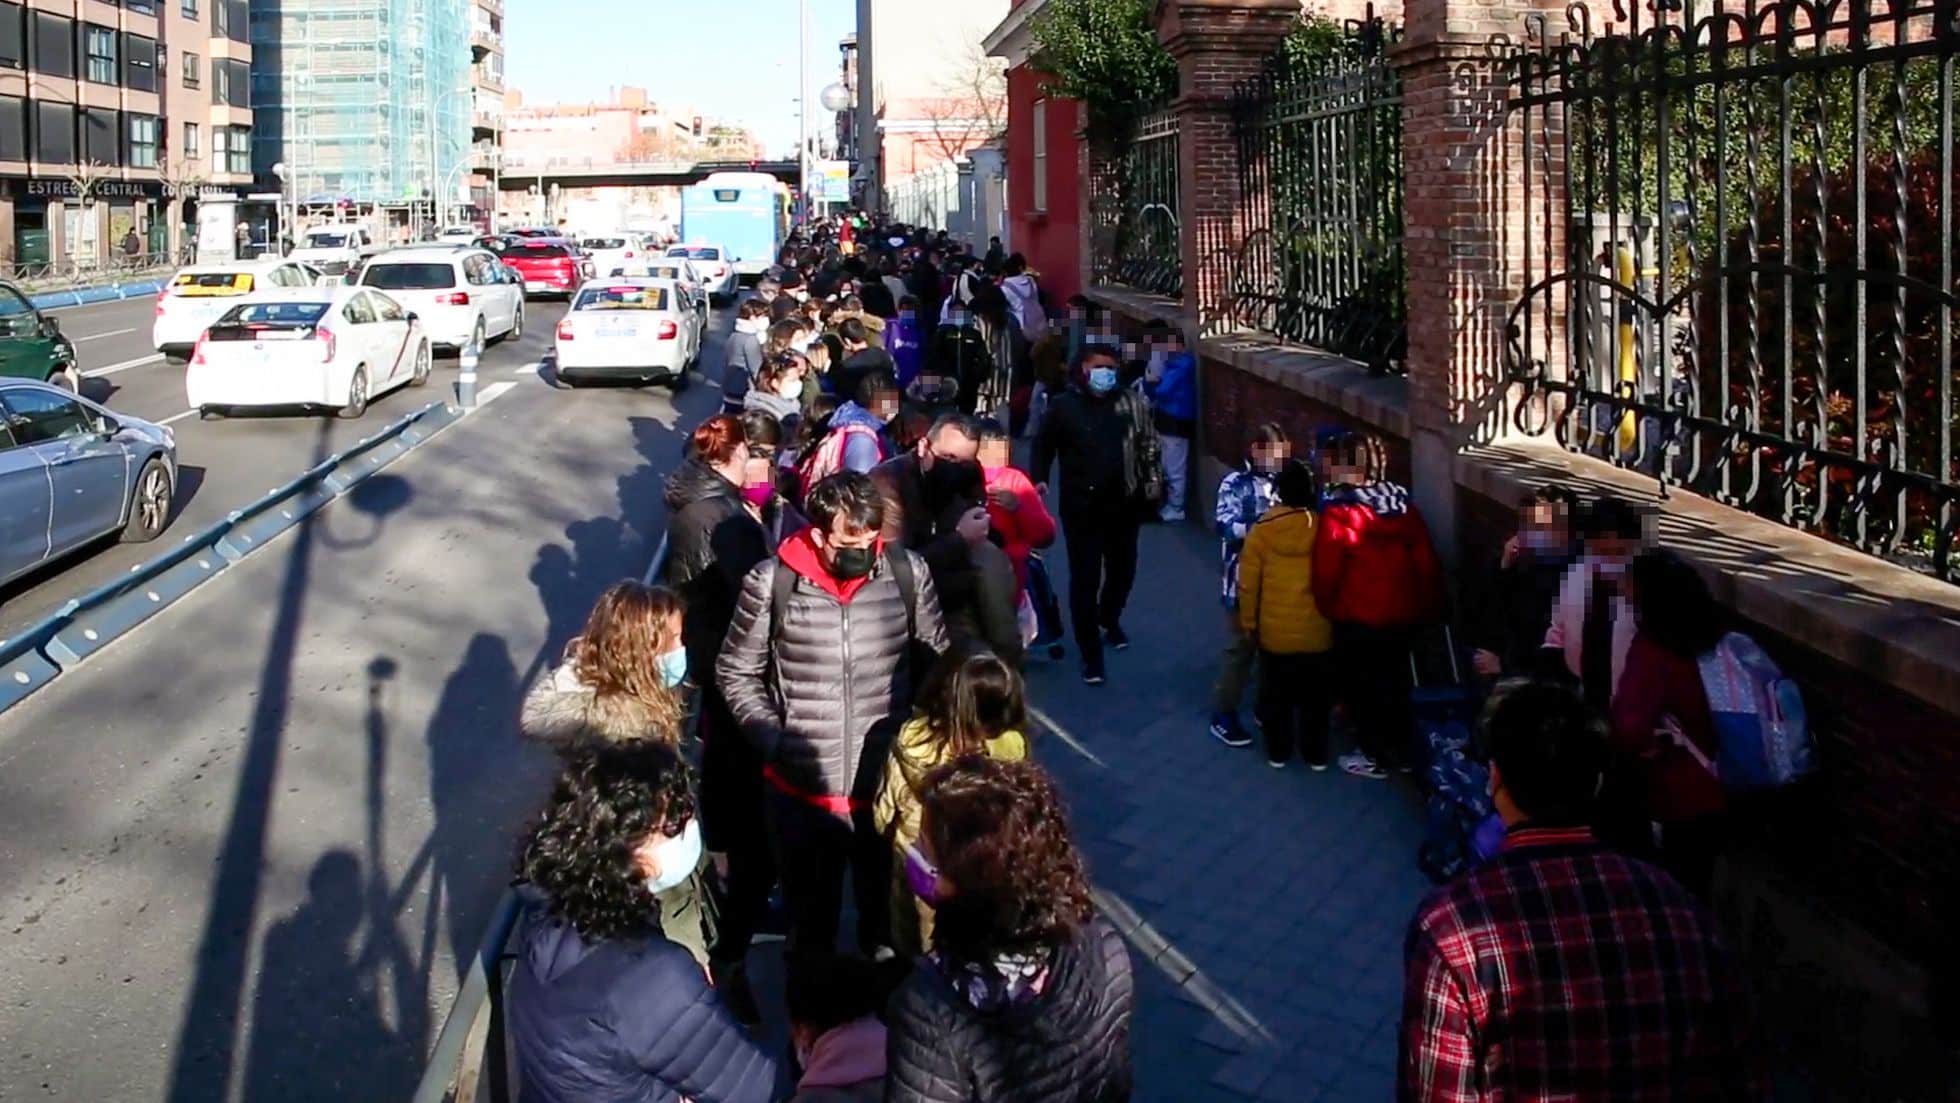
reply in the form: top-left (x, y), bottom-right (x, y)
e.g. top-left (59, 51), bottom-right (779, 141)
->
top-left (717, 471), bottom-right (948, 959)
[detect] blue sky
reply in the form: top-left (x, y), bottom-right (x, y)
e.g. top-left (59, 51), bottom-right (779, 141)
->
top-left (504, 0), bottom-right (858, 156)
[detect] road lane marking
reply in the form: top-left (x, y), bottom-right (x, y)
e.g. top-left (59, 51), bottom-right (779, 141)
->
top-left (84, 353), bottom-right (165, 378)
top-left (512, 361), bottom-right (540, 376)
top-left (73, 327), bottom-right (137, 342)
top-left (477, 381), bottom-right (516, 406)
top-left (158, 409), bottom-right (197, 426)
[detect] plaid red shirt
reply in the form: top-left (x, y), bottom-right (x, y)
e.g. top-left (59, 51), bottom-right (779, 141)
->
top-left (1398, 825), bottom-right (1761, 1102)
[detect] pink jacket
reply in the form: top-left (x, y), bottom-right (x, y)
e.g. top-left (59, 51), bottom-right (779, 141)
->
top-left (1543, 558), bottom-right (1638, 696)
top-left (983, 464), bottom-right (1057, 592)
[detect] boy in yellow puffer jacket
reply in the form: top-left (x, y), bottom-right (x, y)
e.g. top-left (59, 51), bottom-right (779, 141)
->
top-left (1238, 460), bottom-right (1336, 769)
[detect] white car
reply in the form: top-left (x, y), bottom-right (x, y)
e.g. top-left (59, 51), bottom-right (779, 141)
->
top-left (153, 260), bottom-right (329, 359)
top-left (553, 279), bottom-right (701, 389)
top-left (356, 247), bottom-right (524, 351)
top-left (185, 287), bottom-right (432, 419)
top-left (666, 245), bottom-right (738, 304)
top-left (612, 258), bottom-right (709, 321)
top-left (437, 225), bottom-right (481, 243)
top-left (289, 224), bottom-right (379, 276)
top-left (579, 234), bottom-right (651, 281)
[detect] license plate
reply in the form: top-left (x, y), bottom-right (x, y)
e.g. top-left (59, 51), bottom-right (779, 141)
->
top-left (595, 327), bottom-right (636, 339)
top-left (525, 281), bottom-right (546, 291)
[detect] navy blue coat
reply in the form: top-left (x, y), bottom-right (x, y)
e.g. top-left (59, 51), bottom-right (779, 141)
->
top-left (506, 898), bottom-right (778, 1103)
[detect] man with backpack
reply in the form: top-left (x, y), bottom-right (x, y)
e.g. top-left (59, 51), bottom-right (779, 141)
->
top-left (1030, 344), bottom-right (1164, 686)
top-left (717, 472), bottom-right (950, 961)
top-left (928, 295), bottom-right (996, 417)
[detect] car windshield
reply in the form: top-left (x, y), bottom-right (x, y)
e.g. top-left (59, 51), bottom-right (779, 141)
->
top-left (512, 244), bottom-right (570, 259)
top-left (304, 232), bottom-right (350, 248)
top-left (581, 238), bottom-right (627, 249)
top-left (218, 302), bottom-right (332, 326)
top-left (683, 247), bottom-right (720, 260)
top-left (361, 263), bottom-right (457, 290)
top-left (574, 285), bottom-right (669, 311)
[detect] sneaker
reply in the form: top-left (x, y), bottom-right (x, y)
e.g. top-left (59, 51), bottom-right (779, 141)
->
top-left (1082, 661), bottom-right (1107, 686)
top-left (1209, 712), bottom-right (1253, 747)
top-left (1158, 506), bottom-right (1188, 524)
top-left (1103, 624), bottom-right (1130, 651)
top-left (1306, 758), bottom-right (1331, 773)
top-left (1267, 758), bottom-right (1287, 770)
top-left (1339, 752), bottom-right (1389, 780)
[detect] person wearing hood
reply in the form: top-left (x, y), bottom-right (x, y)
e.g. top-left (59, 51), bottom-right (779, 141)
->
top-left (717, 471), bottom-right (949, 960)
top-left (1310, 428), bottom-right (1446, 779)
top-left (1209, 424), bottom-right (1289, 750)
top-left (890, 295), bottom-right (927, 390)
top-left (805, 373), bottom-right (900, 482)
top-left (721, 298), bottom-right (771, 414)
top-left (744, 352), bottom-right (810, 432)
top-left (786, 956), bottom-right (889, 1103)
top-left (506, 742), bottom-right (778, 1103)
top-left (885, 757), bottom-right (1133, 1103)
top-left (1238, 460), bottom-right (1335, 770)
top-left (998, 255), bottom-right (1046, 342)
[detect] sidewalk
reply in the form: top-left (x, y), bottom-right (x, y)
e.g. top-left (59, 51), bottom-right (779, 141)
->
top-left (1021, 517), bottom-right (1433, 1103)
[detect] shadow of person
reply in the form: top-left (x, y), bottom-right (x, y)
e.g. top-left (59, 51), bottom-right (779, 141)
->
top-left (242, 851), bottom-right (422, 1102)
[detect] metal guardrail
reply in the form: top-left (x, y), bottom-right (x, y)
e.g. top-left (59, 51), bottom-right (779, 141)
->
top-left (412, 534), bottom-right (670, 1103)
top-left (0, 400), bottom-right (464, 714)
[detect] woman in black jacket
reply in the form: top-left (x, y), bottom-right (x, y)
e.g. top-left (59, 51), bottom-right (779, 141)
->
top-left (507, 742), bottom-right (776, 1103)
top-left (887, 757), bottom-right (1133, 1103)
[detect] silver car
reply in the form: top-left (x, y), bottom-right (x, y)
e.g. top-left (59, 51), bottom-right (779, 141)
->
top-left (1, 380), bottom-right (177, 588)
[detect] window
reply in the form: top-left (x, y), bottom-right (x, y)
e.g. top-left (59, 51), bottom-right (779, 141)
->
top-left (212, 124), bottom-right (248, 173)
top-left (0, 285), bottom-right (31, 336)
top-left (1031, 99), bottom-right (1048, 214)
top-left (210, 55), bottom-right (224, 104)
top-left (84, 25), bottom-right (115, 85)
top-left (1, 389), bottom-right (92, 446)
top-left (360, 262), bottom-right (456, 290)
top-left (122, 33), bottom-right (155, 91)
top-left (211, 0), bottom-right (226, 35)
top-left (31, 12), bottom-right (74, 79)
top-left (181, 0), bottom-right (196, 18)
top-left (126, 0), bottom-right (157, 14)
top-left (224, 0), bottom-right (244, 41)
top-left (0, 3), bottom-right (23, 70)
top-left (126, 114), bottom-right (156, 168)
top-left (371, 293), bottom-right (404, 322)
top-left (182, 120), bottom-right (197, 158)
top-left (214, 57), bottom-right (247, 107)
top-left (342, 294), bottom-right (376, 325)
top-left (82, 107), bottom-right (119, 165)
top-left (181, 50), bottom-right (197, 87)
top-left (33, 101), bottom-right (74, 163)
top-left (0, 96), bottom-right (23, 161)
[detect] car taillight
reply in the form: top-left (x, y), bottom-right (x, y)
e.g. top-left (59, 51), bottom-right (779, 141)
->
top-left (656, 320), bottom-right (678, 340)
top-left (436, 291), bottom-right (470, 305)
top-left (556, 319), bottom-right (574, 341)
top-left (624, 250), bottom-right (635, 259)
top-left (713, 265), bottom-right (727, 277)
top-left (316, 326), bottom-right (337, 362)
top-left (155, 290), bottom-right (170, 317)
top-left (189, 334), bottom-right (206, 365)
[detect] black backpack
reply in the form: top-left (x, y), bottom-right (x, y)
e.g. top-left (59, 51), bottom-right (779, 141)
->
top-left (1119, 388), bottom-right (1166, 508)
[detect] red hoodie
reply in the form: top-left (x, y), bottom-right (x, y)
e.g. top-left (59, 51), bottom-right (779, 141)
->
top-left (776, 528), bottom-right (879, 603)
top-left (982, 464), bottom-right (1057, 592)
top-left (1311, 482), bottom-right (1445, 628)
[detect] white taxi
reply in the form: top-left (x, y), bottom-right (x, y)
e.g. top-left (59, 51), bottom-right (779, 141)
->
top-left (580, 234), bottom-right (648, 281)
top-left (666, 245), bottom-right (739, 304)
top-left (611, 258), bottom-right (708, 322)
top-left (185, 287), bottom-right (432, 419)
top-left (552, 279), bottom-right (701, 390)
top-left (356, 247), bottom-right (524, 351)
top-left (152, 260), bottom-right (328, 359)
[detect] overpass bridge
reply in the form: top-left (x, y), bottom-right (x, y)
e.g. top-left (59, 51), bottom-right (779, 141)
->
top-left (497, 159), bottom-right (800, 192)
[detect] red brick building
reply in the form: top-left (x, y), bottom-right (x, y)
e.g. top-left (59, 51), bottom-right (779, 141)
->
top-left (983, 0), bottom-right (1084, 302)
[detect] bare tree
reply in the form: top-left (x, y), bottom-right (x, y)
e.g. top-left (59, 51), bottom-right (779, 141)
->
top-left (159, 152), bottom-right (208, 261)
top-left (919, 43), bottom-right (1008, 164)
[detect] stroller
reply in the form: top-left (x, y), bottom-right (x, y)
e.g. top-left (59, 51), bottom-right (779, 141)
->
top-left (1024, 552), bottom-right (1066, 660)
top-left (1410, 628), bottom-right (1501, 884)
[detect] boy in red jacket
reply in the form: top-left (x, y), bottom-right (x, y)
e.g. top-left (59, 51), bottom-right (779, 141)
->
top-left (1311, 428), bottom-right (1445, 779)
top-left (974, 417), bottom-right (1056, 595)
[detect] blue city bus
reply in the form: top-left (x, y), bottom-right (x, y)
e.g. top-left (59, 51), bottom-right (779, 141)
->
top-left (679, 172), bottom-right (788, 280)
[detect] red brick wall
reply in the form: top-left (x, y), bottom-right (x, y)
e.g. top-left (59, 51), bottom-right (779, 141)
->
top-left (1003, 69), bottom-right (1083, 303)
top-left (1200, 354), bottom-right (1412, 484)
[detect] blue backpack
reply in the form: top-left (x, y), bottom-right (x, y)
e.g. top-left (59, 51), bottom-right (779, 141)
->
top-left (1692, 632), bottom-right (1813, 790)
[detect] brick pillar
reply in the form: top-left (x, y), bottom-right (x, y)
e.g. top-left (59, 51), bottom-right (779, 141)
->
top-left (1156, 0), bottom-right (1299, 330)
top-left (1396, 0), bottom-right (1567, 565)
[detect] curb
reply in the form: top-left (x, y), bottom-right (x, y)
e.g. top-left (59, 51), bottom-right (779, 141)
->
top-left (27, 278), bottom-right (172, 312)
top-left (0, 399), bottom-right (466, 714)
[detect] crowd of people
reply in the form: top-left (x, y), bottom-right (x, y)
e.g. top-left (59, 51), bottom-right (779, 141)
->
top-left (490, 214), bottom-right (1782, 1101)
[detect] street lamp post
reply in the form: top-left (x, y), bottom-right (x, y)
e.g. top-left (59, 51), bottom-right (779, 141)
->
top-left (271, 161), bottom-right (290, 254)
top-left (797, 0), bottom-right (810, 225)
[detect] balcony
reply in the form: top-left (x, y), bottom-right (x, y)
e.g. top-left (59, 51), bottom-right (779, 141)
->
top-left (470, 27), bottom-right (499, 59)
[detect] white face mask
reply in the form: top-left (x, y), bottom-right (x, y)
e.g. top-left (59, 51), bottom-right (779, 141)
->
top-left (644, 819), bottom-right (702, 896)
top-left (777, 378), bottom-right (804, 400)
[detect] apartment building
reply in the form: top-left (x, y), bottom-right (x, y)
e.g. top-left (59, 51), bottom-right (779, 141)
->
top-left (467, 0), bottom-right (500, 220)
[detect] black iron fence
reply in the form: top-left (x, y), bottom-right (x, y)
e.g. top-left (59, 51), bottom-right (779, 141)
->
top-left (1215, 17), bottom-right (1406, 372)
top-left (1503, 0), bottom-right (1960, 581)
top-left (1089, 108), bottom-right (1182, 298)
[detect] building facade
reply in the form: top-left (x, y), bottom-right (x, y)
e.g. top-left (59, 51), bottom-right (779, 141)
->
top-left (867, 0), bottom-right (1006, 231)
top-left (466, 0), bottom-right (500, 223)
top-left (983, 0), bottom-right (1080, 299)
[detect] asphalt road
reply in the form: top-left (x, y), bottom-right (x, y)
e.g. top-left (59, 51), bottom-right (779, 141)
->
top-left (1, 294), bottom-right (557, 641)
top-left (0, 300), bottom-right (729, 1101)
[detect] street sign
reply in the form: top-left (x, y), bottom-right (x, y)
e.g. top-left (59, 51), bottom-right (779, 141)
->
top-left (816, 161), bottom-right (850, 203)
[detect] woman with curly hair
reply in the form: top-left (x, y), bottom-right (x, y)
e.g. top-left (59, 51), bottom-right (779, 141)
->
top-left (886, 757), bottom-right (1134, 1103)
top-left (873, 646), bottom-right (1029, 959)
top-left (507, 741), bottom-right (776, 1103)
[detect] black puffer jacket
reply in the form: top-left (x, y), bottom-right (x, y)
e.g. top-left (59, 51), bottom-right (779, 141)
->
top-left (885, 918), bottom-right (1135, 1103)
top-left (1029, 387), bottom-right (1135, 516)
top-left (663, 459), bottom-right (769, 687)
top-left (716, 536), bottom-right (949, 801)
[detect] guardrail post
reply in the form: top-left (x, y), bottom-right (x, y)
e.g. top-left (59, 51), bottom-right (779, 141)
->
top-left (459, 336), bottom-right (480, 409)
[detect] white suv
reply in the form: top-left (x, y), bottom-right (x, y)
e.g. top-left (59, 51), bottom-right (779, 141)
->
top-left (355, 247), bottom-right (524, 351)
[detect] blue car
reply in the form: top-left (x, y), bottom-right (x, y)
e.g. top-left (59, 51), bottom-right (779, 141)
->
top-left (0, 379), bottom-right (177, 587)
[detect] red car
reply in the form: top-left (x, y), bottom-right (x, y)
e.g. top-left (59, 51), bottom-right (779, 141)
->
top-left (487, 236), bottom-right (591, 298)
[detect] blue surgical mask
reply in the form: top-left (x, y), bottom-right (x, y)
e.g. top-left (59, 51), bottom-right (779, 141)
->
top-left (1087, 367), bottom-right (1119, 395)
top-left (655, 646), bottom-right (688, 689)
top-left (645, 820), bottom-right (703, 895)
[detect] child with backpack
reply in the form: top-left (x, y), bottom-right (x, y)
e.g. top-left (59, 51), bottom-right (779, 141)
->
top-left (1237, 460), bottom-right (1335, 769)
top-left (797, 373), bottom-right (900, 495)
top-left (1141, 319), bottom-right (1197, 524)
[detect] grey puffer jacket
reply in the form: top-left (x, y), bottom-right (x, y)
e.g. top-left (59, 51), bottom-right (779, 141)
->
top-left (885, 918), bottom-right (1135, 1103)
top-left (715, 539), bottom-right (948, 802)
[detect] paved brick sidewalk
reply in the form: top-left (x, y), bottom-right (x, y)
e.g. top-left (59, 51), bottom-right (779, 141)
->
top-left (1020, 517), bottom-right (1434, 1103)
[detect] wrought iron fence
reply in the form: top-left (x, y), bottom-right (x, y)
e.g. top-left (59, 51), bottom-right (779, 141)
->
top-left (1501, 0), bottom-right (1960, 582)
top-left (1089, 109), bottom-right (1182, 297)
top-left (1215, 16), bottom-right (1406, 372)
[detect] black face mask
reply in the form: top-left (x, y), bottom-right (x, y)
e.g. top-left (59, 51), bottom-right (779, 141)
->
top-left (830, 546), bottom-right (878, 580)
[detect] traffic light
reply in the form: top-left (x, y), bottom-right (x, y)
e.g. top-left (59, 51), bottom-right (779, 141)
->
top-left (692, 116), bottom-right (703, 138)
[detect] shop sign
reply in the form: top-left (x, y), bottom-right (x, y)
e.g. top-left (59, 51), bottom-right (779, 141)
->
top-left (19, 178), bottom-right (161, 199)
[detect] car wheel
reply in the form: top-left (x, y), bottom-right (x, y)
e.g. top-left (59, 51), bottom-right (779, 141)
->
top-left (508, 301), bottom-right (524, 341)
top-left (472, 317), bottom-right (488, 353)
top-left (340, 367), bottom-right (371, 419)
top-left (121, 458), bottom-right (173, 544)
top-left (410, 341), bottom-right (432, 386)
